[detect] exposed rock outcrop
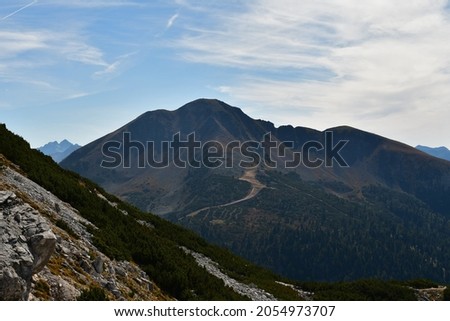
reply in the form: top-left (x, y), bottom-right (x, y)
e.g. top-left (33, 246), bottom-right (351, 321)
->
top-left (0, 191), bottom-right (56, 300)
top-left (0, 165), bottom-right (170, 301)
top-left (181, 247), bottom-right (276, 301)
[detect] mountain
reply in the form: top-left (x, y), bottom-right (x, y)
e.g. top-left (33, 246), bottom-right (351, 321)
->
top-left (1, 123), bottom-right (309, 301)
top-left (416, 145), bottom-right (450, 161)
top-left (38, 139), bottom-right (81, 163)
top-left (2, 124), bottom-right (448, 301)
top-left (61, 99), bottom-right (450, 283)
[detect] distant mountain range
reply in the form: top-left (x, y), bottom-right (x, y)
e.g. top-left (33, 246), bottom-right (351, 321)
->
top-left (61, 99), bottom-right (450, 283)
top-left (38, 139), bottom-right (81, 163)
top-left (416, 145), bottom-right (450, 161)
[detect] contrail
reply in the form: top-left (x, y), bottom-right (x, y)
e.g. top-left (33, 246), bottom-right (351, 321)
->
top-left (1, 0), bottom-right (37, 21)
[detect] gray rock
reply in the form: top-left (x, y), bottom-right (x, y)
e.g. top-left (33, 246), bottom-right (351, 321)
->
top-left (114, 265), bottom-right (127, 277)
top-left (106, 281), bottom-right (122, 299)
top-left (29, 231), bottom-right (57, 273)
top-left (51, 277), bottom-right (80, 301)
top-left (0, 267), bottom-right (28, 301)
top-left (0, 191), bottom-right (57, 300)
top-left (0, 191), bottom-right (14, 204)
top-left (93, 256), bottom-right (104, 274)
top-left (80, 259), bottom-right (94, 274)
top-left (181, 247), bottom-right (276, 301)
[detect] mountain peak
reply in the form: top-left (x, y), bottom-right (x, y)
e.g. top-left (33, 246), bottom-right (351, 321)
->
top-left (38, 139), bottom-right (81, 163)
top-left (177, 98), bottom-right (242, 114)
top-left (59, 99), bottom-right (450, 284)
top-left (416, 145), bottom-right (450, 161)
top-left (180, 98), bottom-right (228, 108)
top-left (124, 99), bottom-right (263, 143)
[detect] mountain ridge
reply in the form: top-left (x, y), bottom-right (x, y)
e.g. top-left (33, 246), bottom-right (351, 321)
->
top-left (2, 122), bottom-right (449, 300)
top-left (38, 139), bottom-right (81, 163)
top-left (416, 145), bottom-right (450, 161)
top-left (61, 99), bottom-right (450, 283)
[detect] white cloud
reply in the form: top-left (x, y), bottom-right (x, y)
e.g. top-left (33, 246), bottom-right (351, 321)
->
top-left (176, 0), bottom-right (450, 145)
top-left (63, 91), bottom-right (100, 101)
top-left (167, 13), bottom-right (179, 29)
top-left (0, 0), bottom-right (146, 114)
top-left (93, 51), bottom-right (138, 78)
top-left (62, 41), bottom-right (108, 66)
top-left (93, 60), bottom-right (120, 78)
top-left (0, 31), bottom-right (48, 58)
top-left (0, 28), bottom-right (113, 107)
top-left (0, 29), bottom-right (110, 79)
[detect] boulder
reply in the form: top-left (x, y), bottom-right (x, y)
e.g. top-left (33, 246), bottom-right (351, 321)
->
top-left (93, 256), bottom-right (104, 274)
top-left (30, 230), bottom-right (57, 273)
top-left (0, 191), bottom-right (57, 300)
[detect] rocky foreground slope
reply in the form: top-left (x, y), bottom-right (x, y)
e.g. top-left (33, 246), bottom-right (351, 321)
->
top-left (0, 157), bottom-right (288, 301)
top-left (0, 161), bottom-right (167, 300)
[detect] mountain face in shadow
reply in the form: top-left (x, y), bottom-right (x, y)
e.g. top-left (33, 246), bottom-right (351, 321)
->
top-left (61, 99), bottom-right (450, 282)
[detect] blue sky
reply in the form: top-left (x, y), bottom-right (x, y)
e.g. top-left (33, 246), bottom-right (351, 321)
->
top-left (1, 0), bottom-right (450, 148)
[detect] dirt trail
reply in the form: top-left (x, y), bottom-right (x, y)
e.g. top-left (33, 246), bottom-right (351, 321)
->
top-left (186, 169), bottom-right (265, 218)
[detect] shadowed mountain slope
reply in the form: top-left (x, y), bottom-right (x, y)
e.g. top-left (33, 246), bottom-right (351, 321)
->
top-left (61, 99), bottom-right (450, 282)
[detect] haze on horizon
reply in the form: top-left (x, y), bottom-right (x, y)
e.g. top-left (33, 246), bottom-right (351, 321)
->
top-left (1, 0), bottom-right (450, 149)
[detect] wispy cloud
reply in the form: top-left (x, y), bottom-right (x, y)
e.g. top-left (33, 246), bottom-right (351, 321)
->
top-left (93, 60), bottom-right (120, 77)
top-left (0, 27), bottom-right (113, 107)
top-left (0, 0), bottom-right (37, 21)
top-left (0, 0), bottom-right (146, 113)
top-left (0, 29), bottom-right (110, 77)
top-left (175, 0), bottom-right (450, 144)
top-left (62, 41), bottom-right (108, 66)
top-left (64, 91), bottom-right (96, 100)
top-left (167, 13), bottom-right (179, 29)
top-left (42, 0), bottom-right (141, 8)
top-left (93, 51), bottom-right (138, 78)
top-left (0, 31), bottom-right (48, 58)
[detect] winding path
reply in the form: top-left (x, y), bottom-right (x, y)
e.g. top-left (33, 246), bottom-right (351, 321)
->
top-left (186, 169), bottom-right (265, 218)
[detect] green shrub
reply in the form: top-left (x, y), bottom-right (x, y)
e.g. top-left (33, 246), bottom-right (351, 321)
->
top-left (399, 279), bottom-right (439, 289)
top-left (77, 287), bottom-right (109, 301)
top-left (34, 280), bottom-right (51, 300)
top-left (444, 287), bottom-right (450, 301)
top-left (55, 219), bottom-right (78, 238)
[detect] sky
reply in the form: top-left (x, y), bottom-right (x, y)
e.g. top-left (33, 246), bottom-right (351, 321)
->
top-left (1, 0), bottom-right (450, 148)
